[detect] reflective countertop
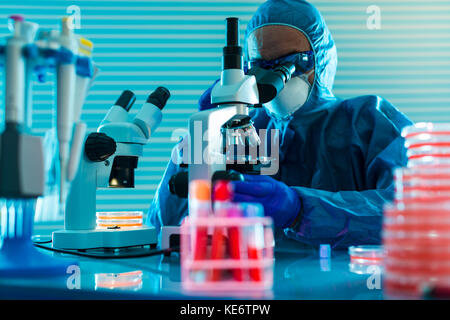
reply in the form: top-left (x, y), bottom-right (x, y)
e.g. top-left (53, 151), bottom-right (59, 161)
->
top-left (0, 223), bottom-right (384, 300)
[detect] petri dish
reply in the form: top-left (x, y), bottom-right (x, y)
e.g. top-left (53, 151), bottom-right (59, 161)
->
top-left (96, 211), bottom-right (143, 228)
top-left (348, 245), bottom-right (384, 265)
top-left (402, 122), bottom-right (450, 139)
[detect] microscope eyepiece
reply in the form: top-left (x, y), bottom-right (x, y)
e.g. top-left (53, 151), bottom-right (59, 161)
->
top-left (226, 17), bottom-right (239, 47)
top-left (146, 86), bottom-right (170, 110)
top-left (273, 62), bottom-right (296, 84)
top-left (115, 89), bottom-right (136, 112)
top-left (223, 17), bottom-right (243, 70)
top-left (247, 61), bottom-right (297, 104)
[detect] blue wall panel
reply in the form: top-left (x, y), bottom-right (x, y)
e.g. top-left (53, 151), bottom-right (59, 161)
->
top-left (0, 0), bottom-right (449, 216)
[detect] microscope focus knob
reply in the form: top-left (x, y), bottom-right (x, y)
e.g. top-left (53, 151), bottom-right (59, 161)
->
top-left (84, 132), bottom-right (117, 162)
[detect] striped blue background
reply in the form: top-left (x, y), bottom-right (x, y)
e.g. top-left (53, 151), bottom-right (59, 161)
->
top-left (0, 0), bottom-right (449, 218)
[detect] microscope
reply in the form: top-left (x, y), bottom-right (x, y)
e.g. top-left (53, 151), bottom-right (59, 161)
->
top-left (162, 18), bottom-right (295, 250)
top-left (169, 17), bottom-right (295, 198)
top-left (52, 87), bottom-right (170, 250)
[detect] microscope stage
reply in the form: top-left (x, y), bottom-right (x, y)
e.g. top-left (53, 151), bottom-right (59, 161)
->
top-left (52, 226), bottom-right (158, 250)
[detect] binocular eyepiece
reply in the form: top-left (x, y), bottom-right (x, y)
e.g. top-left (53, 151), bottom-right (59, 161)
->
top-left (115, 86), bottom-right (170, 112)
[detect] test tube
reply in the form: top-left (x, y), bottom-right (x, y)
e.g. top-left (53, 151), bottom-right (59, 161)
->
top-left (210, 180), bottom-right (233, 281)
top-left (188, 180), bottom-right (212, 282)
top-left (243, 203), bottom-right (265, 282)
top-left (227, 204), bottom-right (243, 281)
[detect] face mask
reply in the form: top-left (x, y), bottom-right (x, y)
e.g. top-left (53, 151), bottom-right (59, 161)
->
top-left (264, 69), bottom-right (314, 119)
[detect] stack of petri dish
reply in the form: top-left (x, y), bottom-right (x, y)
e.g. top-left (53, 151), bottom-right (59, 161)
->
top-left (96, 211), bottom-right (143, 229)
top-left (383, 122), bottom-right (450, 298)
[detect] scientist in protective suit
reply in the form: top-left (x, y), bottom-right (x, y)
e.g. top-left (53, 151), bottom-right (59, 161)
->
top-left (147, 0), bottom-right (412, 249)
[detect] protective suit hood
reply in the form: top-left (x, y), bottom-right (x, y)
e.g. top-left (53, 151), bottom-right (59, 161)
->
top-left (245, 0), bottom-right (338, 115)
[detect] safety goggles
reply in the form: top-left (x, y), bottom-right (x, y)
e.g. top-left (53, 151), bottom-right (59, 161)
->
top-left (247, 51), bottom-right (314, 76)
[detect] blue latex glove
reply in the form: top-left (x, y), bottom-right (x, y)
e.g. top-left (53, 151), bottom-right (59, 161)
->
top-left (198, 79), bottom-right (219, 111)
top-left (231, 174), bottom-right (302, 228)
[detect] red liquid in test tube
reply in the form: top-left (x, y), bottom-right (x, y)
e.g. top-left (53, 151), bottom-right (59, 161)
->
top-left (210, 181), bottom-right (233, 281)
top-left (227, 205), bottom-right (243, 281)
top-left (189, 180), bottom-right (212, 282)
top-left (244, 204), bottom-right (264, 282)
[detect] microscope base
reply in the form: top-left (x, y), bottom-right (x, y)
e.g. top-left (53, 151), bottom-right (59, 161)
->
top-left (52, 226), bottom-right (157, 250)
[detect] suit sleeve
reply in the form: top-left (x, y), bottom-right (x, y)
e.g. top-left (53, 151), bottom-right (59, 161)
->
top-left (146, 139), bottom-right (188, 234)
top-left (285, 98), bottom-right (412, 249)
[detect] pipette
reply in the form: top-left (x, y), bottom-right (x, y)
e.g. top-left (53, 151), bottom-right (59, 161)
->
top-left (73, 37), bottom-right (94, 123)
top-left (56, 16), bottom-right (78, 208)
top-left (0, 15), bottom-right (75, 276)
top-left (4, 15), bottom-right (26, 125)
top-left (67, 37), bottom-right (96, 183)
top-left (20, 20), bottom-right (39, 130)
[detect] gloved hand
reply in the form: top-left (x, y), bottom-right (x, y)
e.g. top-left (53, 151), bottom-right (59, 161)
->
top-left (198, 79), bottom-right (219, 111)
top-left (231, 174), bottom-right (302, 228)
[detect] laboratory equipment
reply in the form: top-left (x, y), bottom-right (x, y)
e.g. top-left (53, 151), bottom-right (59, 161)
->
top-left (52, 87), bottom-right (170, 250)
top-left (189, 180), bottom-right (212, 282)
top-left (187, 17), bottom-right (293, 184)
top-left (168, 17), bottom-right (295, 198)
top-left (383, 122), bottom-right (450, 297)
top-left (67, 36), bottom-right (97, 186)
top-left (210, 180), bottom-right (233, 281)
top-left (394, 166), bottom-right (450, 202)
top-left (348, 245), bottom-right (384, 265)
top-left (0, 198), bottom-right (74, 277)
top-left (151, 0), bottom-right (411, 250)
top-left (96, 211), bottom-right (143, 229)
top-left (348, 245), bottom-right (383, 275)
top-left (227, 204), bottom-right (244, 281)
top-left (0, 15), bottom-right (77, 276)
top-left (35, 30), bottom-right (96, 222)
top-left (164, 17), bottom-right (287, 255)
top-left (95, 270), bottom-right (143, 291)
top-left (180, 202), bottom-right (274, 293)
top-left (0, 15), bottom-right (43, 199)
top-left (242, 203), bottom-right (265, 282)
top-left (56, 17), bottom-right (78, 208)
top-left (403, 122), bottom-right (450, 166)
top-left (383, 201), bottom-right (450, 297)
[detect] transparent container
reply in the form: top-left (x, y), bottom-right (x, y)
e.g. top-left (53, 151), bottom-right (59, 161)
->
top-left (407, 147), bottom-right (450, 162)
top-left (394, 166), bottom-right (450, 184)
top-left (383, 200), bottom-right (450, 297)
top-left (180, 212), bottom-right (274, 293)
top-left (384, 244), bottom-right (450, 264)
top-left (96, 211), bottom-right (143, 229)
top-left (394, 167), bottom-right (450, 201)
top-left (402, 123), bottom-right (450, 166)
top-left (349, 262), bottom-right (382, 275)
top-left (95, 270), bottom-right (143, 291)
top-left (384, 202), bottom-right (450, 219)
top-left (402, 122), bottom-right (450, 139)
top-left (408, 156), bottom-right (450, 167)
top-left (348, 245), bottom-right (384, 265)
top-left (384, 272), bottom-right (450, 298)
